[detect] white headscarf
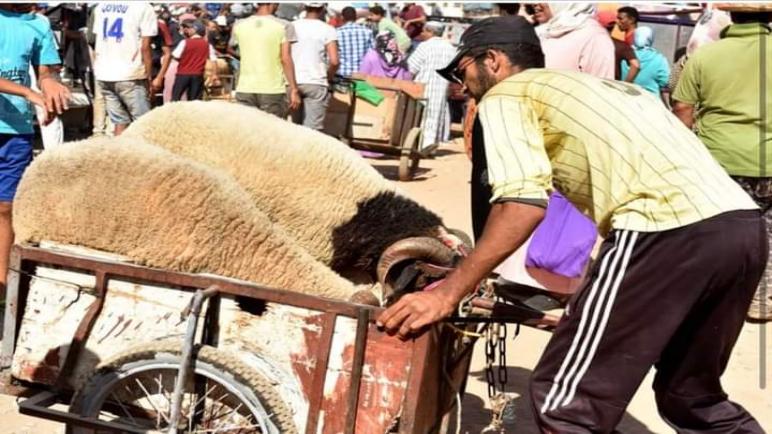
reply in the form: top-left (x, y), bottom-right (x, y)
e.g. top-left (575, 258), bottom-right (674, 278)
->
top-left (687, 8), bottom-right (732, 56)
top-left (537, 2), bottom-right (597, 39)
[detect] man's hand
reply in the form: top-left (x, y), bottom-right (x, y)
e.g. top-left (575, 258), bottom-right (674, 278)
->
top-left (151, 75), bottom-right (165, 93)
top-left (672, 101), bottom-right (695, 129)
top-left (376, 290), bottom-right (457, 339)
top-left (289, 88), bottom-right (301, 111)
top-left (24, 88), bottom-right (51, 125)
top-left (24, 88), bottom-right (46, 111)
top-left (38, 77), bottom-right (70, 115)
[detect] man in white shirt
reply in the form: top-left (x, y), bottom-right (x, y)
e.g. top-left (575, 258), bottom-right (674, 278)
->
top-left (91, 2), bottom-right (157, 135)
top-left (287, 3), bottom-right (338, 131)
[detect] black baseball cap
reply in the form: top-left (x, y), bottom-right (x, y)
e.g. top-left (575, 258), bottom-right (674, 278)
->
top-left (437, 16), bottom-right (541, 84)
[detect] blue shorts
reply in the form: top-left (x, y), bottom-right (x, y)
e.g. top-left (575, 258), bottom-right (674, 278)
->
top-left (0, 134), bottom-right (33, 202)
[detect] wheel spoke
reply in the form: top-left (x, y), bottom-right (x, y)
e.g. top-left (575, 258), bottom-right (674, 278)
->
top-left (210, 401), bottom-right (241, 424)
top-left (108, 392), bottom-right (138, 426)
top-left (134, 378), bottom-right (169, 425)
top-left (155, 372), bottom-right (174, 426)
top-left (205, 396), bottom-right (226, 430)
top-left (190, 381), bottom-right (214, 432)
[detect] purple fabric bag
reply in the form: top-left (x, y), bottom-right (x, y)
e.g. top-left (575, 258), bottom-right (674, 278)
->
top-left (526, 191), bottom-right (597, 278)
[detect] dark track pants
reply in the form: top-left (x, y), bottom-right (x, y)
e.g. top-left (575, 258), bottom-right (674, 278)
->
top-left (172, 74), bottom-right (204, 101)
top-left (530, 210), bottom-right (766, 433)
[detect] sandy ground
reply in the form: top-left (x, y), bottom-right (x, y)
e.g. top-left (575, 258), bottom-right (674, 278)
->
top-left (0, 139), bottom-right (769, 433)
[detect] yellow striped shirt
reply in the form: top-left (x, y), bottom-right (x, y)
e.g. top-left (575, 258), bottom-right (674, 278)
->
top-left (477, 69), bottom-right (757, 236)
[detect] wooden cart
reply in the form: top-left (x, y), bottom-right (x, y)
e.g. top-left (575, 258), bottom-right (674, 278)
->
top-left (0, 243), bottom-right (476, 433)
top-left (324, 75), bottom-right (426, 182)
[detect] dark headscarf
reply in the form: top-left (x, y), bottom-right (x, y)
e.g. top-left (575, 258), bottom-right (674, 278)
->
top-left (374, 30), bottom-right (404, 67)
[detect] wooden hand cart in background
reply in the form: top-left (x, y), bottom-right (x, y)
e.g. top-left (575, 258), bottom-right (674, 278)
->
top-left (324, 74), bottom-right (426, 182)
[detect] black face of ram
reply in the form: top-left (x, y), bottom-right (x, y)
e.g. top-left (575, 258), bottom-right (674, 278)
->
top-left (330, 191), bottom-right (445, 275)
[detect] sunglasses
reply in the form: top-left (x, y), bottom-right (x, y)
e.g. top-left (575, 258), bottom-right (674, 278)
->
top-left (450, 52), bottom-right (486, 84)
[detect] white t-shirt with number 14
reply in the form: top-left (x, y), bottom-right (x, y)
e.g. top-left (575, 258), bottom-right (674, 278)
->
top-left (92, 2), bottom-right (158, 82)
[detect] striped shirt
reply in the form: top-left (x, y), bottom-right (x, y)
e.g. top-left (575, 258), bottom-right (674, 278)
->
top-left (336, 22), bottom-right (373, 77)
top-left (407, 36), bottom-right (456, 149)
top-left (477, 69), bottom-right (757, 236)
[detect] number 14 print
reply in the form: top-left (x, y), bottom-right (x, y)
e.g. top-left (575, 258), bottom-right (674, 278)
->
top-left (102, 17), bottom-right (124, 41)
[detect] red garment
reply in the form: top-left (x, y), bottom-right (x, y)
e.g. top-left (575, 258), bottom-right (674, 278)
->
top-left (177, 38), bottom-right (209, 75)
top-left (399, 4), bottom-right (425, 39)
top-left (624, 29), bottom-right (634, 46)
top-left (157, 19), bottom-right (173, 46)
top-left (328, 15), bottom-right (344, 28)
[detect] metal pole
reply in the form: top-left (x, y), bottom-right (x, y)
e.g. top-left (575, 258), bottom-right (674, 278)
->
top-left (168, 286), bottom-right (219, 434)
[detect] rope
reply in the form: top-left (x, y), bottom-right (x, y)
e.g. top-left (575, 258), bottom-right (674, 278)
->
top-left (447, 322), bottom-right (486, 338)
top-left (8, 267), bottom-right (89, 292)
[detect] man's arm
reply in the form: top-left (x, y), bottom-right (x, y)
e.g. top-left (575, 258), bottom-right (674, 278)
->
top-left (280, 41), bottom-right (300, 111)
top-left (623, 58), bottom-right (640, 82)
top-left (672, 101), bottom-right (695, 129)
top-left (0, 77), bottom-right (45, 110)
top-left (227, 25), bottom-right (240, 58)
top-left (377, 202), bottom-right (545, 338)
top-left (31, 15), bottom-right (70, 117)
top-left (402, 14), bottom-right (427, 29)
top-left (326, 41), bottom-right (340, 83)
top-left (402, 5), bottom-right (426, 29)
top-left (171, 40), bottom-right (185, 61)
top-left (378, 95), bottom-right (552, 338)
top-left (623, 58), bottom-right (640, 83)
top-left (621, 44), bottom-right (639, 82)
top-left (138, 4), bottom-right (159, 85)
top-left (141, 36), bottom-right (153, 82)
top-left (152, 46), bottom-right (171, 91)
top-left (208, 44), bottom-right (220, 83)
top-left (671, 55), bottom-right (700, 129)
top-left (152, 21), bottom-right (174, 92)
top-left (35, 65), bottom-right (70, 117)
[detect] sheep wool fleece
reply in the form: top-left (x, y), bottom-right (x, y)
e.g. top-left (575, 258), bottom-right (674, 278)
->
top-left (13, 137), bottom-right (361, 301)
top-left (123, 101), bottom-right (446, 273)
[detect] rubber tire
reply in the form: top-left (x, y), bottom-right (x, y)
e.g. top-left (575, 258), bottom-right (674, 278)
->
top-left (398, 127), bottom-right (422, 182)
top-left (68, 341), bottom-right (297, 434)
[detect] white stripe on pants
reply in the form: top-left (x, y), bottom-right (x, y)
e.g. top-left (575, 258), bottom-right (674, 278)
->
top-left (540, 230), bottom-right (639, 413)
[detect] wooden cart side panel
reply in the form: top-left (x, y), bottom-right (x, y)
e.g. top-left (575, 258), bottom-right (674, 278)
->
top-left (320, 316), bottom-right (414, 434)
top-left (219, 301), bottom-right (320, 433)
top-left (10, 270), bottom-right (95, 384)
top-left (10, 263), bottom-right (425, 434)
top-left (10, 267), bottom-right (197, 388)
top-left (325, 89), bottom-right (400, 142)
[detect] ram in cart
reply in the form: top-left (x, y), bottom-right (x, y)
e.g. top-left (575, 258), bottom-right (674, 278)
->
top-left (0, 113), bottom-right (566, 432)
top-left (0, 133), bottom-right (487, 433)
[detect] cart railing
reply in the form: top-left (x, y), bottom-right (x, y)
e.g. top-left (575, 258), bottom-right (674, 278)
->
top-left (2, 244), bottom-right (433, 434)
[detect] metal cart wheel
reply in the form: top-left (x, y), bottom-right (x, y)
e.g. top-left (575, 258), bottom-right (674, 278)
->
top-left (68, 341), bottom-right (296, 434)
top-left (398, 127), bottom-right (423, 182)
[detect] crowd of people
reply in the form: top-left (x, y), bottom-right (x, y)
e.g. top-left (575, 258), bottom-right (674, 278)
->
top-left (1, 3), bottom-right (691, 149)
top-left (378, 4), bottom-right (771, 434)
top-left (1, 2), bottom-right (770, 432)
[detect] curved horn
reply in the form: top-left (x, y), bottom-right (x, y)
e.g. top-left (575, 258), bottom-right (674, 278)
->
top-left (377, 237), bottom-right (455, 300)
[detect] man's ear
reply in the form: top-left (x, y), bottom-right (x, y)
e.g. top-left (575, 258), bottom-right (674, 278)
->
top-left (487, 50), bottom-right (504, 74)
top-left (489, 50), bottom-right (518, 77)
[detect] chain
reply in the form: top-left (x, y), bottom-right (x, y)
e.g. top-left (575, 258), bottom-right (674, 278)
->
top-left (484, 319), bottom-right (512, 398)
top-left (498, 322), bottom-right (507, 388)
top-left (483, 316), bottom-right (523, 431)
top-left (484, 322), bottom-right (499, 398)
